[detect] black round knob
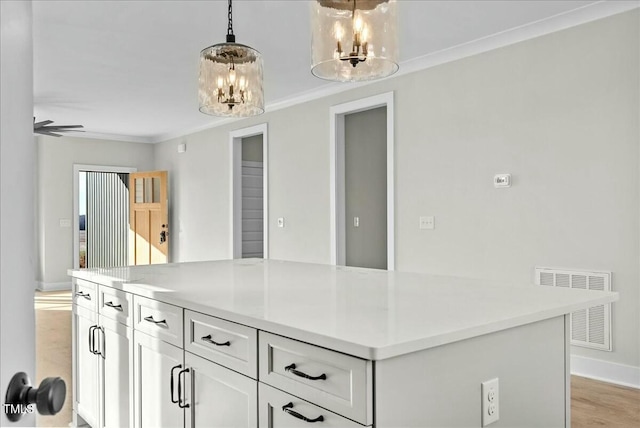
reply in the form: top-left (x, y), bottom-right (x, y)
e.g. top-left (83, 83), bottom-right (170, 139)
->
top-left (35, 377), bottom-right (66, 415)
top-left (4, 372), bottom-right (66, 422)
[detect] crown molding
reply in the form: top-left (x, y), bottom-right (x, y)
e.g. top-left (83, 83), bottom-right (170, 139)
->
top-left (83, 1), bottom-right (640, 145)
top-left (41, 131), bottom-right (156, 144)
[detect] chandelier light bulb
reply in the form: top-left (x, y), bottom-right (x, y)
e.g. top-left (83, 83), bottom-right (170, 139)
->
top-left (311, 0), bottom-right (398, 82)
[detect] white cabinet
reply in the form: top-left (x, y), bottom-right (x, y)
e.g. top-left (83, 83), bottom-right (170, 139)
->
top-left (72, 280), bottom-right (133, 428)
top-left (133, 330), bottom-right (185, 428)
top-left (259, 331), bottom-right (372, 426)
top-left (259, 383), bottom-right (362, 428)
top-left (185, 352), bottom-right (257, 428)
top-left (100, 316), bottom-right (133, 428)
top-left (72, 305), bottom-right (99, 428)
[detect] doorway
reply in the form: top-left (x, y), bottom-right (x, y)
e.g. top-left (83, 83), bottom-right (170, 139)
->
top-left (230, 124), bottom-right (269, 259)
top-left (73, 165), bottom-right (137, 269)
top-left (330, 92), bottom-right (395, 270)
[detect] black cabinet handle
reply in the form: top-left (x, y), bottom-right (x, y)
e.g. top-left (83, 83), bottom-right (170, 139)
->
top-left (91, 326), bottom-right (101, 356)
top-left (144, 316), bottom-right (168, 327)
top-left (282, 402), bottom-right (324, 423)
top-left (201, 334), bottom-right (230, 347)
top-left (105, 301), bottom-right (123, 311)
top-left (99, 326), bottom-right (105, 359)
top-left (170, 364), bottom-right (181, 404)
top-left (75, 291), bottom-right (91, 300)
top-left (88, 325), bottom-right (97, 354)
top-left (178, 368), bottom-right (190, 409)
top-left (284, 364), bottom-right (327, 381)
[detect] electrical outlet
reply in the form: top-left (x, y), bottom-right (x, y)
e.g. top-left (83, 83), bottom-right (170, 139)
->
top-left (482, 378), bottom-right (499, 426)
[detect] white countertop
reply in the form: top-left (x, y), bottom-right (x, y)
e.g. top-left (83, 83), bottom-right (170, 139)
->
top-left (69, 259), bottom-right (618, 360)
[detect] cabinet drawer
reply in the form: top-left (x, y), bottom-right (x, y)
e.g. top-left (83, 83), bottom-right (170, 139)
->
top-left (99, 286), bottom-right (132, 326)
top-left (133, 295), bottom-right (183, 347)
top-left (258, 332), bottom-right (372, 425)
top-left (73, 279), bottom-right (98, 312)
top-left (259, 383), bottom-right (365, 428)
top-left (185, 310), bottom-right (257, 379)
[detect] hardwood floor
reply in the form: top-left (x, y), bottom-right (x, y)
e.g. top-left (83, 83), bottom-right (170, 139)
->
top-left (572, 375), bottom-right (640, 427)
top-left (35, 290), bottom-right (72, 428)
top-left (34, 291), bottom-right (639, 427)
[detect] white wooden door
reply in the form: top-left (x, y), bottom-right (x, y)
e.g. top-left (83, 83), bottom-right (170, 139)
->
top-left (100, 317), bottom-right (133, 428)
top-left (129, 171), bottom-right (169, 265)
top-left (185, 352), bottom-right (257, 428)
top-left (73, 306), bottom-right (99, 428)
top-left (133, 331), bottom-right (184, 428)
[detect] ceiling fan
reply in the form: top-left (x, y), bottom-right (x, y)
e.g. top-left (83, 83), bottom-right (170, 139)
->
top-left (33, 118), bottom-right (84, 137)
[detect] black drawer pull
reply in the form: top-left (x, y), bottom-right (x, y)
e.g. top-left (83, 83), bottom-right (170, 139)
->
top-left (75, 291), bottom-right (91, 300)
top-left (282, 402), bottom-right (324, 423)
top-left (170, 364), bottom-right (181, 404)
top-left (144, 316), bottom-right (168, 326)
top-left (201, 334), bottom-right (230, 347)
top-left (105, 301), bottom-right (123, 311)
top-left (284, 364), bottom-right (327, 381)
top-left (178, 368), bottom-right (190, 409)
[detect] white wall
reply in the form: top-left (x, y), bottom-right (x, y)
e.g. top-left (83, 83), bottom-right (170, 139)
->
top-left (1, 1), bottom-right (36, 425)
top-left (154, 11), bottom-right (639, 381)
top-left (37, 136), bottom-right (154, 286)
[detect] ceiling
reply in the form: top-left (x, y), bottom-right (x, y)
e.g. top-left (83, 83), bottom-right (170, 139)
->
top-left (32, 0), bottom-right (630, 143)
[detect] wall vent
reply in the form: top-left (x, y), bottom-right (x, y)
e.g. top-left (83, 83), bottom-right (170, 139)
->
top-left (535, 267), bottom-right (612, 351)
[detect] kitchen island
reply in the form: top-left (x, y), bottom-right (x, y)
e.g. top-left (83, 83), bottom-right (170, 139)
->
top-left (69, 259), bottom-right (617, 427)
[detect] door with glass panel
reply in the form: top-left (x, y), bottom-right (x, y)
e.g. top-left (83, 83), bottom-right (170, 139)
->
top-left (129, 171), bottom-right (169, 265)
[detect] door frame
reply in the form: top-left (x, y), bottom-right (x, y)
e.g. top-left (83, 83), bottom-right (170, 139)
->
top-left (229, 123), bottom-right (269, 259)
top-left (329, 92), bottom-right (395, 270)
top-left (73, 164), bottom-right (137, 269)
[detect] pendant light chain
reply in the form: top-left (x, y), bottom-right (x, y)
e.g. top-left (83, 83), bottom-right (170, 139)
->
top-left (227, 0), bottom-right (234, 37)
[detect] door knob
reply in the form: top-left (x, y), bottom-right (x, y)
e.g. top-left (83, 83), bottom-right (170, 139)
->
top-left (4, 372), bottom-right (66, 422)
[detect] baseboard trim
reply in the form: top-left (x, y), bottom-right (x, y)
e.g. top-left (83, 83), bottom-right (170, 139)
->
top-left (36, 281), bottom-right (72, 292)
top-left (571, 355), bottom-right (640, 389)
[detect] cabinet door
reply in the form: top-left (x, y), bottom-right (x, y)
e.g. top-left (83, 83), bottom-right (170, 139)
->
top-left (73, 305), bottom-right (99, 428)
top-left (100, 317), bottom-right (134, 428)
top-left (134, 331), bottom-right (184, 428)
top-left (184, 352), bottom-right (257, 428)
top-left (259, 383), bottom-right (362, 428)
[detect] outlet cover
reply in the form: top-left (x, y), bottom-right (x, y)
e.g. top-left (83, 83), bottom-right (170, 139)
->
top-left (482, 378), bottom-right (499, 426)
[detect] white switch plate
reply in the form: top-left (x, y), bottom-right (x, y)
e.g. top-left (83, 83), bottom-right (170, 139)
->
top-left (419, 216), bottom-right (434, 230)
top-left (59, 218), bottom-right (71, 228)
top-left (494, 174), bottom-right (511, 188)
top-left (482, 378), bottom-right (499, 426)
top-left (277, 218), bottom-right (285, 228)
top-left (354, 217), bottom-right (360, 227)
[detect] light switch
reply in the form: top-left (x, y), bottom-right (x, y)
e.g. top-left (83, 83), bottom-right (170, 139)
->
top-left (59, 218), bottom-right (71, 228)
top-left (277, 218), bottom-right (285, 228)
top-left (354, 217), bottom-right (360, 227)
top-left (419, 216), bottom-right (434, 230)
top-left (494, 174), bottom-right (511, 188)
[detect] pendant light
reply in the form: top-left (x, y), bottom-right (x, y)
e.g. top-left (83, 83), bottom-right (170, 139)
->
top-left (199, 0), bottom-right (264, 117)
top-left (310, 0), bottom-right (399, 82)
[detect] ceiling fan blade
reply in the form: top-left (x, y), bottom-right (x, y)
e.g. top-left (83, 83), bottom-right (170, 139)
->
top-left (45, 125), bottom-right (84, 129)
top-left (34, 120), bottom-right (54, 128)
